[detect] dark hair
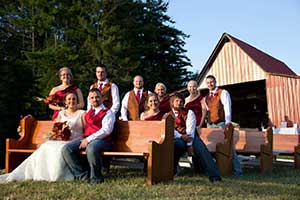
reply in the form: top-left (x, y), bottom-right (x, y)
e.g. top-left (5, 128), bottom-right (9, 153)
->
top-left (96, 64), bottom-right (108, 73)
top-left (89, 88), bottom-right (101, 96)
top-left (206, 75), bottom-right (216, 81)
top-left (63, 92), bottom-right (78, 108)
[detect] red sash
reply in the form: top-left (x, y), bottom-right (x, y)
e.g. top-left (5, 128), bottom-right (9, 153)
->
top-left (185, 95), bottom-right (204, 126)
top-left (144, 111), bottom-right (165, 121)
top-left (159, 95), bottom-right (171, 114)
top-left (45, 85), bottom-right (78, 120)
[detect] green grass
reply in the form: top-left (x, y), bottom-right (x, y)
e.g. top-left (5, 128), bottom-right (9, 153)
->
top-left (1, 165), bottom-right (300, 200)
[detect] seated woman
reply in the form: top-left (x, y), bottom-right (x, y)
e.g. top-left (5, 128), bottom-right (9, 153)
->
top-left (45, 67), bottom-right (84, 120)
top-left (140, 93), bottom-right (165, 121)
top-left (0, 92), bottom-right (85, 182)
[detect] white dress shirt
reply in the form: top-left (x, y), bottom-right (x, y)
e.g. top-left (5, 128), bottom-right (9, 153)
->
top-left (86, 104), bottom-right (116, 143)
top-left (210, 87), bottom-right (232, 124)
top-left (120, 88), bottom-right (151, 121)
top-left (87, 79), bottom-right (120, 114)
top-left (173, 109), bottom-right (196, 146)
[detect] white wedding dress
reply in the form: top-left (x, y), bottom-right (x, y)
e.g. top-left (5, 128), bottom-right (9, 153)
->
top-left (0, 110), bottom-right (85, 183)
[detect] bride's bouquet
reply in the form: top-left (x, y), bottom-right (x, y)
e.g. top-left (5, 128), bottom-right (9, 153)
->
top-left (45, 121), bottom-right (71, 141)
top-left (34, 94), bottom-right (64, 107)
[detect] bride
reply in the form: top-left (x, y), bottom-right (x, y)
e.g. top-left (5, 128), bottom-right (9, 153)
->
top-left (0, 92), bottom-right (85, 182)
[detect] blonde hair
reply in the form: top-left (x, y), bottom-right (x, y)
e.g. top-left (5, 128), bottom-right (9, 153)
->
top-left (58, 67), bottom-right (73, 80)
top-left (144, 93), bottom-right (159, 111)
top-left (155, 82), bottom-right (167, 93)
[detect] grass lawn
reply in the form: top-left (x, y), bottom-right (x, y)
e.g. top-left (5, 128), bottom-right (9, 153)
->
top-left (1, 165), bottom-right (300, 200)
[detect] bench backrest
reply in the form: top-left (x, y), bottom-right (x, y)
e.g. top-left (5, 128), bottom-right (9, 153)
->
top-left (273, 134), bottom-right (300, 152)
top-left (235, 130), bottom-right (271, 154)
top-left (31, 121), bottom-right (53, 145)
top-left (112, 115), bottom-right (173, 153)
top-left (15, 114), bottom-right (174, 153)
top-left (199, 128), bottom-right (226, 152)
top-left (14, 115), bottom-right (53, 149)
top-left (199, 128), bottom-right (272, 154)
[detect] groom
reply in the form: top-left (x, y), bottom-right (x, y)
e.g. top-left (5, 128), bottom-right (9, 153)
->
top-left (62, 88), bottom-right (115, 183)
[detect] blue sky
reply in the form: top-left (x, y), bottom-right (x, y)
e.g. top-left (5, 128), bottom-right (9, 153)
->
top-left (167, 0), bottom-right (300, 74)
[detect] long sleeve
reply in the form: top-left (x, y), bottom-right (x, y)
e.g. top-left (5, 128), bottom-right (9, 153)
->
top-left (220, 90), bottom-right (232, 124)
top-left (86, 109), bottom-right (116, 142)
top-left (173, 110), bottom-right (196, 146)
top-left (86, 85), bottom-right (93, 111)
top-left (120, 92), bottom-right (130, 121)
top-left (186, 110), bottom-right (196, 146)
top-left (110, 83), bottom-right (120, 114)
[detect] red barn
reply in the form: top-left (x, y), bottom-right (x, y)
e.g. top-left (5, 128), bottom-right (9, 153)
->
top-left (197, 33), bottom-right (300, 129)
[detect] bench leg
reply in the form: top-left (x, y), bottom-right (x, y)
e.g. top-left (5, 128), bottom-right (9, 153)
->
top-left (5, 152), bottom-right (30, 173)
top-left (260, 145), bottom-right (272, 173)
top-left (147, 142), bottom-right (174, 185)
top-left (216, 143), bottom-right (232, 176)
top-left (294, 145), bottom-right (300, 169)
top-left (215, 152), bottom-right (232, 176)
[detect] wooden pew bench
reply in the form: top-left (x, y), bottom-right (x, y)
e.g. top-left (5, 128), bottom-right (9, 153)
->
top-left (197, 123), bottom-right (234, 176)
top-left (199, 126), bottom-right (273, 174)
top-left (273, 134), bottom-right (300, 168)
top-left (6, 114), bottom-right (174, 185)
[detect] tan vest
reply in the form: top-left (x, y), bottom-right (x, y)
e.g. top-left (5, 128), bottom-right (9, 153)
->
top-left (127, 90), bottom-right (148, 120)
top-left (92, 82), bottom-right (113, 109)
top-left (206, 88), bottom-right (225, 124)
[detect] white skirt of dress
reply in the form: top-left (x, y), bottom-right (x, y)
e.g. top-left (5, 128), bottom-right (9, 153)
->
top-left (0, 140), bottom-right (74, 183)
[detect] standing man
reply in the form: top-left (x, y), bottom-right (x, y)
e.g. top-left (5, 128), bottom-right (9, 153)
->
top-left (170, 93), bottom-right (221, 182)
top-left (120, 75), bottom-right (149, 120)
top-left (62, 88), bottom-right (116, 183)
top-left (205, 75), bottom-right (243, 176)
top-left (88, 64), bottom-right (120, 114)
top-left (154, 82), bottom-right (171, 114)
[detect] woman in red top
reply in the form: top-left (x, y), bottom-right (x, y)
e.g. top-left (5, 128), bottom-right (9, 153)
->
top-left (184, 80), bottom-right (207, 129)
top-left (46, 67), bottom-right (84, 120)
top-left (140, 93), bottom-right (165, 121)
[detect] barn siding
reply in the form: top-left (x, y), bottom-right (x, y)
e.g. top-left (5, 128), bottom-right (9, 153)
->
top-left (198, 41), bottom-right (266, 89)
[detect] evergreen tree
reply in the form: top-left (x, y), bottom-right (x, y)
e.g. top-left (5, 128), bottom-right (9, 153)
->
top-left (99, 0), bottom-right (192, 94)
top-left (1, 0), bottom-right (193, 132)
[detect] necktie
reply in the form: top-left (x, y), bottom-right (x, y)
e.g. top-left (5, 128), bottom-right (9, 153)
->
top-left (98, 83), bottom-right (103, 91)
top-left (136, 90), bottom-right (141, 103)
top-left (175, 111), bottom-right (181, 125)
top-left (91, 108), bottom-right (95, 117)
top-left (210, 92), bottom-right (214, 101)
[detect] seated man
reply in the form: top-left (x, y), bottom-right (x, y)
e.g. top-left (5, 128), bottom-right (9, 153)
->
top-left (62, 88), bottom-right (115, 183)
top-left (170, 93), bottom-right (221, 182)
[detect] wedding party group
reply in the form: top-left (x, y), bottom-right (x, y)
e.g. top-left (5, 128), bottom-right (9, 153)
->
top-left (0, 63), bottom-right (243, 184)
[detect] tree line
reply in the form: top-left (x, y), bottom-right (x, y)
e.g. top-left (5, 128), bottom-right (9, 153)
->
top-left (0, 0), bottom-right (195, 140)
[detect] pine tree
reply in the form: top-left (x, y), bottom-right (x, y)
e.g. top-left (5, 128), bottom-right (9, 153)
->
top-left (99, 0), bottom-right (192, 94)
